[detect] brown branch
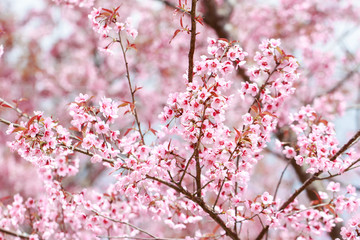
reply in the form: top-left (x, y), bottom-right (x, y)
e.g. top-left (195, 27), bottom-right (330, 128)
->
top-left (0, 97), bottom-right (29, 119)
top-left (0, 118), bottom-right (238, 239)
top-left (159, 0), bottom-right (250, 82)
top-left (187, 0), bottom-right (197, 83)
top-left (178, 103), bottom-right (208, 185)
top-left (273, 158), bottom-right (292, 199)
top-left (145, 175), bottom-right (239, 240)
top-left (117, 33), bottom-right (145, 144)
top-left (93, 210), bottom-right (158, 239)
top-left (0, 227), bottom-right (29, 239)
top-left (256, 130), bottom-right (360, 240)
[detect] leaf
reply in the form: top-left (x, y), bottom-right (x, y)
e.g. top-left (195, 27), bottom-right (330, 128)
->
top-left (118, 101), bottom-right (130, 108)
top-left (218, 38), bottom-right (229, 43)
top-left (0, 195), bottom-right (11, 202)
top-left (195, 15), bottom-right (204, 25)
top-left (324, 204), bottom-right (336, 214)
top-left (73, 140), bottom-right (82, 149)
top-left (167, 139), bottom-right (172, 151)
top-left (210, 91), bottom-right (219, 97)
top-left (124, 128), bottom-right (132, 136)
top-left (180, 16), bottom-right (184, 28)
top-left (275, 46), bottom-right (285, 57)
top-left (169, 29), bottom-right (181, 44)
top-left (148, 121), bottom-right (157, 135)
top-left (250, 105), bottom-right (259, 114)
top-left (11, 126), bottom-right (27, 133)
top-left (149, 128), bottom-right (157, 135)
top-left (26, 115), bottom-right (39, 128)
top-left (126, 39), bottom-right (137, 51)
top-left (114, 5), bottom-right (121, 12)
top-left (69, 126), bottom-right (80, 132)
top-left (74, 136), bottom-right (83, 141)
top-left (319, 119), bottom-right (328, 126)
top-left (133, 86), bottom-right (143, 94)
top-left (102, 8), bottom-right (113, 13)
top-left (129, 103), bottom-right (135, 113)
top-left (0, 102), bottom-right (11, 108)
top-left (262, 111), bottom-right (278, 118)
top-left (234, 127), bottom-right (242, 142)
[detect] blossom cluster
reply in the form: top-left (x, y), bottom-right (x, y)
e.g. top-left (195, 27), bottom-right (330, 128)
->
top-left (0, 3), bottom-right (359, 238)
top-left (88, 6), bottom-right (138, 40)
top-left (6, 113), bottom-right (77, 177)
top-left (156, 38), bottom-right (304, 230)
top-left (289, 105), bottom-right (359, 174)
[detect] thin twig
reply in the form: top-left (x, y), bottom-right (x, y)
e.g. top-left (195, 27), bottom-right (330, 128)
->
top-left (316, 157), bottom-right (360, 180)
top-left (0, 97), bottom-right (29, 119)
top-left (178, 102), bottom-right (208, 185)
top-left (117, 32), bottom-right (145, 144)
top-left (93, 210), bottom-right (158, 239)
top-left (273, 158), bottom-right (292, 199)
top-left (0, 227), bottom-right (29, 239)
top-left (213, 179), bottom-right (225, 210)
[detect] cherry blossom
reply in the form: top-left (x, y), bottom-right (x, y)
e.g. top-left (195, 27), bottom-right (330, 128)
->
top-left (0, 0), bottom-right (359, 240)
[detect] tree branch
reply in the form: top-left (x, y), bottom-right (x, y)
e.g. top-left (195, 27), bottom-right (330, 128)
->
top-left (187, 0), bottom-right (197, 83)
top-left (0, 227), bottom-right (29, 239)
top-left (117, 33), bottom-right (145, 144)
top-left (93, 210), bottom-right (158, 239)
top-left (256, 130), bottom-right (360, 240)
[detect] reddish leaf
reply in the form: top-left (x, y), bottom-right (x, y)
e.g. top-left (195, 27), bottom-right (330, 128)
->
top-left (12, 127), bottom-right (26, 133)
top-left (169, 29), bottom-right (181, 44)
top-left (73, 140), bottom-right (82, 149)
top-left (195, 15), bottom-right (204, 25)
top-left (0, 195), bottom-right (11, 202)
top-left (74, 136), bottom-right (83, 141)
top-left (118, 101), bottom-right (130, 108)
top-left (167, 139), bottom-right (172, 151)
top-left (26, 115), bottom-right (39, 128)
top-left (262, 111), bottom-right (278, 118)
top-left (133, 86), bottom-right (143, 94)
top-left (0, 102), bottom-right (12, 108)
top-left (324, 204), bottom-right (336, 214)
top-left (275, 46), bottom-right (285, 56)
top-left (124, 127), bottom-right (132, 136)
top-left (234, 127), bottom-right (242, 142)
top-left (127, 43), bottom-right (137, 50)
top-left (210, 91), bottom-right (219, 97)
top-left (129, 103), bottom-right (135, 112)
top-left (180, 16), bottom-right (184, 28)
top-left (102, 8), bottom-right (113, 13)
top-left (69, 126), bottom-right (80, 132)
top-left (319, 119), bottom-right (328, 126)
top-left (114, 5), bottom-right (121, 12)
top-left (218, 38), bottom-right (229, 43)
top-left (250, 105), bottom-right (259, 114)
top-left (149, 128), bottom-right (157, 135)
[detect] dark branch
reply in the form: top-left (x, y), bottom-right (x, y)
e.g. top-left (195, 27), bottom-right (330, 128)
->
top-left (187, 0), bottom-right (197, 83)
